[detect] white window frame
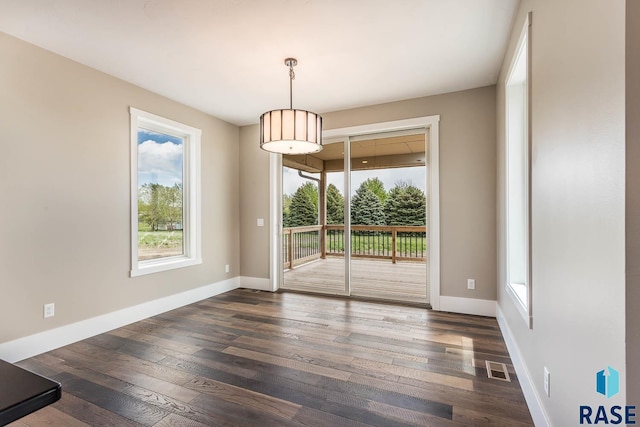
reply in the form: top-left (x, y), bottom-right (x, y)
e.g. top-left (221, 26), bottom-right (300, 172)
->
top-left (130, 107), bottom-right (202, 277)
top-left (505, 13), bottom-right (533, 328)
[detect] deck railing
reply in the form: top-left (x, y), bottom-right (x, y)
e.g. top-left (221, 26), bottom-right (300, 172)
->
top-left (283, 225), bottom-right (426, 270)
top-left (283, 225), bottom-right (323, 270)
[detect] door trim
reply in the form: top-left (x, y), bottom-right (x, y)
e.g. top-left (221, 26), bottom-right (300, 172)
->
top-left (268, 152), bottom-right (282, 292)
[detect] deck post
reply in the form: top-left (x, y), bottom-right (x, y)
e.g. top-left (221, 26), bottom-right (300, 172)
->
top-left (320, 170), bottom-right (326, 259)
top-left (392, 228), bottom-right (397, 264)
top-left (289, 230), bottom-right (295, 270)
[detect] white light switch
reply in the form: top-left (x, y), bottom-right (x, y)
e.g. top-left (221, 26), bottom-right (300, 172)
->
top-left (544, 367), bottom-right (550, 396)
top-left (257, 218), bottom-right (264, 227)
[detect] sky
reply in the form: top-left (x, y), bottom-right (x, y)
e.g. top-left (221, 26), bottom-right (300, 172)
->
top-left (135, 128), bottom-right (425, 194)
top-left (283, 165), bottom-right (426, 197)
top-left (137, 129), bottom-right (183, 187)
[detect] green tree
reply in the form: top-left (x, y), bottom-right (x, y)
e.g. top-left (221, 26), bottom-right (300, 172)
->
top-left (351, 185), bottom-right (385, 225)
top-left (361, 177), bottom-right (387, 205)
top-left (162, 183), bottom-right (183, 230)
top-left (138, 183), bottom-right (162, 231)
top-left (299, 182), bottom-right (319, 213)
top-left (385, 183), bottom-right (426, 226)
top-left (282, 193), bottom-right (292, 227)
top-left (326, 184), bottom-right (344, 224)
top-left (288, 183), bottom-right (318, 226)
top-left (138, 183), bottom-right (183, 231)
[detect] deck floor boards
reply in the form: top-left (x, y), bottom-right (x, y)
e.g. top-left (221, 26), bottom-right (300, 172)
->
top-left (11, 289), bottom-right (533, 426)
top-left (284, 258), bottom-right (428, 302)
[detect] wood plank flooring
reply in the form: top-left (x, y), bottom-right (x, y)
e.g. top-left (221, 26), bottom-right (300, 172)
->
top-left (284, 258), bottom-right (428, 303)
top-left (9, 289), bottom-right (533, 426)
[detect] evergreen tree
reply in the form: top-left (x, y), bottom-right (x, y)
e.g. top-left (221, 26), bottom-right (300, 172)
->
top-left (326, 184), bottom-right (344, 224)
top-left (288, 183), bottom-right (318, 226)
top-left (351, 185), bottom-right (386, 225)
top-left (300, 182), bottom-right (319, 213)
top-left (282, 193), bottom-right (292, 227)
top-left (384, 185), bottom-right (403, 226)
top-left (385, 183), bottom-right (426, 225)
top-left (361, 177), bottom-right (387, 205)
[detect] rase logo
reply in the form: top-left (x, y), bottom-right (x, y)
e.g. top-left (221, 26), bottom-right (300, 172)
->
top-left (579, 366), bottom-right (636, 425)
top-left (597, 366), bottom-right (620, 399)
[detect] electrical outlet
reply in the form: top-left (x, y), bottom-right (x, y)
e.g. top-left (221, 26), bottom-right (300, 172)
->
top-left (467, 279), bottom-right (476, 290)
top-left (225, 264), bottom-right (230, 273)
top-left (257, 218), bottom-right (264, 227)
top-left (544, 367), bottom-right (550, 397)
top-left (43, 303), bottom-right (55, 318)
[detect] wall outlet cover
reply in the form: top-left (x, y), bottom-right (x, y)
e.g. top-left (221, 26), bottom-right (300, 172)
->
top-left (43, 303), bottom-right (55, 318)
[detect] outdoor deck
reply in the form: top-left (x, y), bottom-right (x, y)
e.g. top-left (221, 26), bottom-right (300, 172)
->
top-left (283, 257), bottom-right (428, 303)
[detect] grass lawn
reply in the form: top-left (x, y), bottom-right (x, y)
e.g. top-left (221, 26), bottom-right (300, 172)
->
top-left (294, 230), bottom-right (427, 256)
top-left (138, 230), bottom-right (183, 260)
top-left (327, 235), bottom-right (426, 254)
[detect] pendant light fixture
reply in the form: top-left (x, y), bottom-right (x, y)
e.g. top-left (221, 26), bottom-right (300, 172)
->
top-left (260, 58), bottom-right (323, 154)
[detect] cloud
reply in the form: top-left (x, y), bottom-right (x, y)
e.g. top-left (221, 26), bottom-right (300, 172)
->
top-left (138, 140), bottom-right (183, 186)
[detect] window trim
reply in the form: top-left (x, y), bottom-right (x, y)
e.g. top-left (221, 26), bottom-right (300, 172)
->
top-left (130, 107), bottom-right (202, 277)
top-left (505, 12), bottom-right (532, 328)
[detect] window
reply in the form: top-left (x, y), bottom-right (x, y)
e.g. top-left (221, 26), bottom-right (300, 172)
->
top-left (130, 108), bottom-right (201, 277)
top-left (505, 13), bottom-right (532, 327)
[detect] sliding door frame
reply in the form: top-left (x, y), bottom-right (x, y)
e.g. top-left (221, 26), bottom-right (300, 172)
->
top-left (270, 115), bottom-right (441, 308)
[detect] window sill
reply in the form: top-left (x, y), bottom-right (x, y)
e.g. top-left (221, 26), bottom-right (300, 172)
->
top-left (131, 256), bottom-right (202, 277)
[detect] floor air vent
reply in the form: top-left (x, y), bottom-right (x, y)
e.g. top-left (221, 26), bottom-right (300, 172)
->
top-left (485, 361), bottom-right (511, 382)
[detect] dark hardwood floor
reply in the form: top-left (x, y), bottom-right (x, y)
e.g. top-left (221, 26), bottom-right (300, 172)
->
top-left (9, 289), bottom-right (533, 426)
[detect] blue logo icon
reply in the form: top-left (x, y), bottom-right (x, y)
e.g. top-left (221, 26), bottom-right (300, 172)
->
top-left (596, 366), bottom-right (620, 398)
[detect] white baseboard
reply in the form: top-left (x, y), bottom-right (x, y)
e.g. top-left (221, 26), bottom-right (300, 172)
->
top-left (0, 277), bottom-right (240, 363)
top-left (240, 276), bottom-right (272, 291)
top-left (438, 296), bottom-right (496, 317)
top-left (496, 304), bottom-right (550, 427)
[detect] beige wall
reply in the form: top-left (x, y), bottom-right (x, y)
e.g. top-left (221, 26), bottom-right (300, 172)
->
top-left (240, 86), bottom-right (497, 301)
top-left (626, 0), bottom-right (640, 405)
top-left (0, 32), bottom-right (240, 344)
top-left (239, 125), bottom-right (271, 279)
top-left (497, 0), bottom-right (626, 424)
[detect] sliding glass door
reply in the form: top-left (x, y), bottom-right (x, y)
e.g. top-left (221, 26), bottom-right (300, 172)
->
top-left (280, 130), bottom-right (429, 303)
top-left (349, 133), bottom-right (428, 302)
top-left (281, 140), bottom-right (347, 294)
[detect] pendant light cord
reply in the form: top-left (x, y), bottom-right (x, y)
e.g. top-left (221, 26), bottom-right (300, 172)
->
top-left (289, 63), bottom-right (295, 110)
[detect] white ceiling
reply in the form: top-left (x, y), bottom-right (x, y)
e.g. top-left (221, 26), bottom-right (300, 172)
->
top-left (0, 0), bottom-right (520, 126)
